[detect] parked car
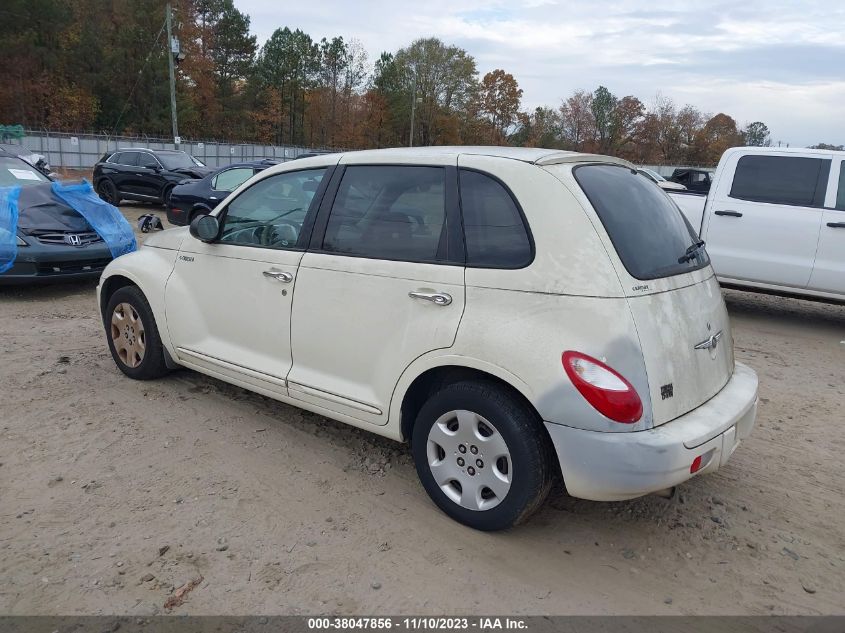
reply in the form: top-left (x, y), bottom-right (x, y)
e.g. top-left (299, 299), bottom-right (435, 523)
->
top-left (97, 147), bottom-right (758, 530)
top-left (93, 148), bottom-right (211, 207)
top-left (0, 154), bottom-right (114, 283)
top-left (670, 168), bottom-right (714, 193)
top-left (637, 167), bottom-right (687, 191)
top-left (0, 142), bottom-right (54, 178)
top-left (167, 160), bottom-right (279, 226)
top-left (668, 146), bottom-right (845, 302)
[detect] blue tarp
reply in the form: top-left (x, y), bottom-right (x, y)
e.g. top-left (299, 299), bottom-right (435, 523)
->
top-left (51, 181), bottom-right (136, 258)
top-left (0, 186), bottom-right (21, 274)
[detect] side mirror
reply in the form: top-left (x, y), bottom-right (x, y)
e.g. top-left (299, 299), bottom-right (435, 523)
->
top-left (189, 214), bottom-right (220, 242)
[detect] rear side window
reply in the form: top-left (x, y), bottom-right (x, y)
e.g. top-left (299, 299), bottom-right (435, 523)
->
top-left (836, 162), bottom-right (845, 211)
top-left (574, 164), bottom-right (708, 280)
top-left (322, 166), bottom-right (446, 262)
top-left (459, 170), bottom-right (532, 268)
top-left (118, 152), bottom-right (140, 167)
top-left (213, 167), bottom-right (254, 191)
top-left (730, 155), bottom-right (830, 207)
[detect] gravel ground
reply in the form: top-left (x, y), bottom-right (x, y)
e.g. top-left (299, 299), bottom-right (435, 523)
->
top-left (0, 205), bottom-right (843, 615)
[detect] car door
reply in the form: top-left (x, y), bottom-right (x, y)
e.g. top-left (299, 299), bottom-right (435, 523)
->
top-left (287, 160), bottom-right (465, 426)
top-left (208, 167), bottom-right (256, 208)
top-left (164, 166), bottom-right (331, 395)
top-left (135, 152), bottom-right (164, 199)
top-left (702, 153), bottom-right (829, 289)
top-left (109, 151), bottom-right (138, 195)
top-left (808, 158), bottom-right (845, 294)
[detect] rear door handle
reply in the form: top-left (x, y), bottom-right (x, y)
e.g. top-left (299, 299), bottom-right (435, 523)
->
top-left (262, 270), bottom-right (293, 283)
top-left (715, 210), bottom-right (743, 217)
top-left (827, 222), bottom-right (845, 228)
top-left (408, 291), bottom-right (452, 306)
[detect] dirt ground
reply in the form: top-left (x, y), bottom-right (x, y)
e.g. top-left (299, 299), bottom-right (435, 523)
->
top-left (1, 205), bottom-right (843, 616)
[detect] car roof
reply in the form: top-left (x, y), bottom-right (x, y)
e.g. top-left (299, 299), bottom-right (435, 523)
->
top-left (722, 145), bottom-right (845, 157)
top-left (333, 146), bottom-right (633, 167)
top-left (114, 148), bottom-right (187, 155)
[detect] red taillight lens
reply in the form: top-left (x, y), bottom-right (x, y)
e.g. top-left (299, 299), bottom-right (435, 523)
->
top-left (562, 351), bottom-right (643, 423)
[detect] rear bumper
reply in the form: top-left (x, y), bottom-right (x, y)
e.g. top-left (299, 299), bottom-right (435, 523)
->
top-left (546, 361), bottom-right (758, 501)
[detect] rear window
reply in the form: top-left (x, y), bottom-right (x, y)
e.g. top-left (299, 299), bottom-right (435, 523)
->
top-left (730, 155), bottom-right (830, 207)
top-left (574, 164), bottom-right (708, 280)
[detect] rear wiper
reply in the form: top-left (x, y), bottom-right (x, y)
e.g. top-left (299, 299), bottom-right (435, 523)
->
top-left (678, 239), bottom-right (706, 264)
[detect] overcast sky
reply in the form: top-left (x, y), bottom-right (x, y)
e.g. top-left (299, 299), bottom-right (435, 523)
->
top-left (238, 0), bottom-right (845, 147)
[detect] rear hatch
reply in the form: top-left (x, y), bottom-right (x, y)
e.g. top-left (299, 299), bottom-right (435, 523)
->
top-left (564, 162), bottom-right (734, 425)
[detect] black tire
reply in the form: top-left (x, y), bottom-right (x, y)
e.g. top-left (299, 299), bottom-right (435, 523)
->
top-left (161, 184), bottom-right (174, 207)
top-left (411, 381), bottom-right (554, 531)
top-left (96, 178), bottom-right (119, 205)
top-left (188, 207), bottom-right (208, 224)
top-left (104, 286), bottom-right (169, 380)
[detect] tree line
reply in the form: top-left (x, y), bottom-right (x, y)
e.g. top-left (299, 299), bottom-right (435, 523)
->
top-left (1, 0), bottom-right (820, 165)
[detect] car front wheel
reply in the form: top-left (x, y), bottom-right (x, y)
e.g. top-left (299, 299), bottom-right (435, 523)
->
top-left (96, 178), bottom-right (119, 205)
top-left (105, 286), bottom-right (169, 380)
top-left (411, 381), bottom-right (554, 531)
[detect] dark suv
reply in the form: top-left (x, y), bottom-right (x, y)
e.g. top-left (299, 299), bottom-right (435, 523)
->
top-left (93, 148), bottom-right (211, 206)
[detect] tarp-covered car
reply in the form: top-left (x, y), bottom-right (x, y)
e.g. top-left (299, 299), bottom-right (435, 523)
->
top-left (0, 155), bottom-right (135, 283)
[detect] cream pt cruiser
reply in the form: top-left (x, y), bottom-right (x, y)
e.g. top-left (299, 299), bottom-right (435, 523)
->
top-left (98, 147), bottom-right (759, 530)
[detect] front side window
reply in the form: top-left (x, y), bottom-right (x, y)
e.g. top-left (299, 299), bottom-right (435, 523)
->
top-left (730, 155), bottom-right (830, 207)
top-left (836, 162), bottom-right (845, 211)
top-left (575, 164), bottom-right (709, 280)
top-left (213, 167), bottom-right (254, 192)
top-left (158, 152), bottom-right (203, 170)
top-left (138, 153), bottom-right (160, 169)
top-left (219, 168), bottom-right (326, 249)
top-left (322, 166), bottom-right (446, 262)
top-left (459, 169), bottom-right (532, 268)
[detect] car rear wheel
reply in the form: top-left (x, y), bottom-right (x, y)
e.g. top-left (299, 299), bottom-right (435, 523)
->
top-left (96, 179), bottom-right (119, 205)
top-left (411, 381), bottom-right (553, 531)
top-left (105, 286), bottom-right (169, 380)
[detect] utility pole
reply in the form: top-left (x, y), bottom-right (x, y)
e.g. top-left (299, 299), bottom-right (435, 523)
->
top-left (409, 67), bottom-right (417, 148)
top-left (166, 2), bottom-right (179, 148)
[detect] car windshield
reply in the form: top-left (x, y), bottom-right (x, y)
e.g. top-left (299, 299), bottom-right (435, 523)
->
top-left (0, 156), bottom-right (50, 187)
top-left (574, 163), bottom-right (709, 280)
top-left (157, 152), bottom-right (205, 169)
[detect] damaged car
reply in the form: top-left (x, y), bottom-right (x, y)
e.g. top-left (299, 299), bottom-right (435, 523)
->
top-left (93, 148), bottom-right (211, 207)
top-left (0, 154), bottom-right (135, 284)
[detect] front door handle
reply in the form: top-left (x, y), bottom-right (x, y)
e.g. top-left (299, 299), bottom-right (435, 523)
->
top-left (263, 270), bottom-right (293, 283)
top-left (714, 210), bottom-right (743, 217)
top-left (827, 222), bottom-right (845, 228)
top-left (408, 291), bottom-right (452, 306)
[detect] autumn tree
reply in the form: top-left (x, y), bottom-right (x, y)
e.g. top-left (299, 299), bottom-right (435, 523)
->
top-left (559, 90), bottom-right (594, 151)
top-left (392, 38), bottom-right (478, 146)
top-left (691, 113), bottom-right (743, 164)
top-left (479, 69), bottom-right (522, 143)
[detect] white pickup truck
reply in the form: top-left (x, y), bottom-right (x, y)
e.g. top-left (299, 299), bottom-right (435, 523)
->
top-left (668, 146), bottom-right (845, 302)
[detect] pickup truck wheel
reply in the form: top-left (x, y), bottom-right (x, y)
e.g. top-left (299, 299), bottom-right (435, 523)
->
top-left (105, 286), bottom-right (169, 380)
top-left (96, 179), bottom-right (119, 205)
top-left (411, 381), bottom-right (553, 531)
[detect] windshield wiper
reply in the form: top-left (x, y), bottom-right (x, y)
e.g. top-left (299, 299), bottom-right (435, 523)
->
top-left (678, 239), bottom-right (706, 264)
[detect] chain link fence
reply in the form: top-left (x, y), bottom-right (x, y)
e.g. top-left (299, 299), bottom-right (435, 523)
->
top-left (9, 129), bottom-right (341, 170)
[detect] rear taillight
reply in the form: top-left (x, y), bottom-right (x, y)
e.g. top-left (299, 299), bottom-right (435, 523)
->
top-left (562, 351), bottom-right (643, 423)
